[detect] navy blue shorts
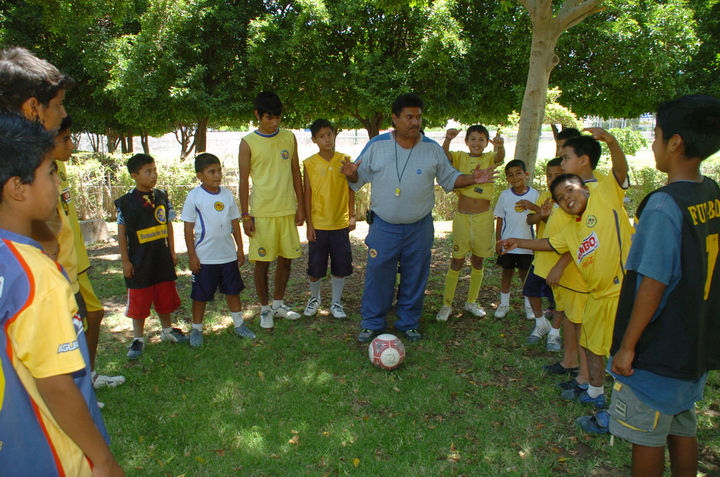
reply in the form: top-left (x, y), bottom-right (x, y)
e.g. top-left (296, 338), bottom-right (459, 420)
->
top-left (307, 228), bottom-right (353, 278)
top-left (496, 253), bottom-right (532, 271)
top-left (191, 261), bottom-right (245, 302)
top-left (522, 266), bottom-right (555, 308)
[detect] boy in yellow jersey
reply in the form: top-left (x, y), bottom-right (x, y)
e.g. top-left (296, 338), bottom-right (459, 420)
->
top-left (0, 114), bottom-right (123, 476)
top-left (521, 158), bottom-right (563, 349)
top-left (238, 91), bottom-right (304, 329)
top-left (503, 132), bottom-right (632, 409)
top-left (302, 119), bottom-right (355, 319)
top-left (436, 125), bottom-right (504, 322)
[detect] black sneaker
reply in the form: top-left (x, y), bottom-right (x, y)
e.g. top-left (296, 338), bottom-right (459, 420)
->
top-left (358, 328), bottom-right (378, 343)
top-left (557, 378), bottom-right (588, 392)
top-left (543, 361), bottom-right (579, 376)
top-left (404, 329), bottom-right (422, 342)
top-left (127, 339), bottom-right (143, 359)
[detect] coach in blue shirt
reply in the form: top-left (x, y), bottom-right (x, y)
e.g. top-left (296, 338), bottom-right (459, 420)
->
top-left (341, 93), bottom-right (494, 343)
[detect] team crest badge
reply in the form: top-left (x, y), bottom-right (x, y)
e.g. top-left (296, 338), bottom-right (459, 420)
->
top-left (586, 215), bottom-right (597, 228)
top-left (416, 169), bottom-right (422, 175)
top-left (453, 244), bottom-right (459, 252)
top-left (258, 247), bottom-right (267, 257)
top-left (515, 204), bottom-right (525, 213)
top-left (155, 205), bottom-right (167, 224)
top-left (369, 248), bottom-right (378, 258)
top-left (214, 201), bottom-right (224, 211)
top-left (281, 150), bottom-right (290, 160)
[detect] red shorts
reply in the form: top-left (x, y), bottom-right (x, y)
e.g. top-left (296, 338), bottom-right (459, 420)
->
top-left (126, 281), bottom-right (181, 319)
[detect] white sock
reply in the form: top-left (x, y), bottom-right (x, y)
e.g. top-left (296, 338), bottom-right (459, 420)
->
top-left (133, 337), bottom-right (144, 343)
top-left (231, 311), bottom-right (244, 327)
top-left (331, 276), bottom-right (345, 304)
top-left (548, 327), bottom-right (560, 338)
top-left (162, 326), bottom-right (173, 335)
top-left (192, 323), bottom-right (203, 331)
top-left (524, 296), bottom-right (531, 308)
top-left (309, 279), bottom-right (321, 299)
top-left (500, 293), bottom-right (510, 306)
top-left (535, 317), bottom-right (547, 327)
top-left (587, 384), bottom-right (604, 398)
top-left (272, 299), bottom-right (283, 309)
top-left (261, 304), bottom-right (272, 312)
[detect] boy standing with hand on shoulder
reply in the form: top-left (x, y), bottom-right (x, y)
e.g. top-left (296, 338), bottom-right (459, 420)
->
top-left (302, 119), bottom-right (355, 319)
top-left (182, 153), bottom-right (255, 346)
top-left (115, 153), bottom-right (187, 359)
top-left (607, 95), bottom-right (720, 474)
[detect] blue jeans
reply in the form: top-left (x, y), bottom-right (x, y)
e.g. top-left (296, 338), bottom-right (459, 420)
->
top-left (360, 213), bottom-right (434, 331)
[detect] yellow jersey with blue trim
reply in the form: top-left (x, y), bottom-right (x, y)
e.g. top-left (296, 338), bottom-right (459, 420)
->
top-left (304, 151), bottom-right (352, 230)
top-left (549, 176), bottom-right (633, 298)
top-left (451, 151), bottom-right (496, 200)
top-left (57, 161), bottom-right (90, 274)
top-left (245, 128), bottom-right (298, 217)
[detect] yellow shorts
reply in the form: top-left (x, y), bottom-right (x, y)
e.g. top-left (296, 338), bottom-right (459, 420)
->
top-left (580, 294), bottom-right (620, 357)
top-left (451, 210), bottom-right (494, 259)
top-left (78, 271), bottom-right (103, 312)
top-left (249, 215), bottom-right (302, 262)
top-left (554, 287), bottom-right (588, 324)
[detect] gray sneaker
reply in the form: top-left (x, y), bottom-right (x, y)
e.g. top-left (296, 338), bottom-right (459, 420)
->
top-left (127, 339), bottom-right (143, 359)
top-left (526, 318), bottom-right (551, 344)
top-left (358, 328), bottom-right (378, 343)
top-left (330, 302), bottom-right (347, 319)
top-left (161, 327), bottom-right (188, 343)
top-left (304, 297), bottom-right (321, 316)
top-left (260, 308), bottom-right (275, 328)
top-left (546, 333), bottom-right (562, 352)
top-left (234, 323), bottom-right (257, 339)
top-left (273, 303), bottom-right (301, 320)
top-left (189, 328), bottom-right (203, 347)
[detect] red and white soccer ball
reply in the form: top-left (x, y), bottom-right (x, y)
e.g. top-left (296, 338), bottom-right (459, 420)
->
top-left (368, 334), bottom-right (405, 370)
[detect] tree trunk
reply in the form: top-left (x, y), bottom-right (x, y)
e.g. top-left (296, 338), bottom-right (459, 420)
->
top-left (551, 124), bottom-right (560, 156)
top-left (359, 112), bottom-right (384, 138)
top-left (106, 128), bottom-right (120, 153)
top-left (125, 133), bottom-right (134, 153)
top-left (194, 116), bottom-right (209, 153)
top-left (140, 131), bottom-right (150, 154)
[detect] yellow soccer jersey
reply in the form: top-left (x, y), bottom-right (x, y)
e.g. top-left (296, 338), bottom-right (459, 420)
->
top-left (451, 151), bottom-right (495, 201)
top-left (549, 177), bottom-right (632, 298)
top-left (57, 161), bottom-right (90, 274)
top-left (534, 190), bottom-right (552, 238)
top-left (56, 205), bottom-right (80, 293)
top-left (244, 129), bottom-right (297, 217)
top-left (303, 151), bottom-right (351, 230)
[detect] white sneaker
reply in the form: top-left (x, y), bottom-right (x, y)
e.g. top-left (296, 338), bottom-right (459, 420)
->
top-left (495, 303), bottom-right (510, 318)
top-left (92, 373), bottom-right (126, 389)
top-left (546, 333), bottom-right (562, 352)
top-left (330, 302), bottom-right (347, 319)
top-left (436, 305), bottom-right (452, 322)
top-left (304, 297), bottom-right (320, 317)
top-left (273, 303), bottom-right (301, 320)
top-left (525, 304), bottom-right (535, 320)
top-left (464, 302), bottom-right (487, 318)
top-left (260, 308), bottom-right (275, 329)
top-left (527, 318), bottom-right (552, 344)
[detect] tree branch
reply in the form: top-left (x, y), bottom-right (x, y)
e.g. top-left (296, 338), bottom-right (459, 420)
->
top-left (554, 0), bottom-right (602, 32)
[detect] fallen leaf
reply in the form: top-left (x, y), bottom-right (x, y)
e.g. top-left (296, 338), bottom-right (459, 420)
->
top-left (289, 434), bottom-right (299, 445)
top-left (258, 371), bottom-right (265, 381)
top-left (196, 456), bottom-right (206, 464)
top-left (353, 458), bottom-right (360, 468)
top-left (213, 449), bottom-right (225, 456)
top-left (153, 385), bottom-right (159, 394)
top-left (392, 386), bottom-right (400, 392)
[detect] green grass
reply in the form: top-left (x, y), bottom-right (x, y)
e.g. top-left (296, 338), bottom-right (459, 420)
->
top-left (89, 225), bottom-right (720, 476)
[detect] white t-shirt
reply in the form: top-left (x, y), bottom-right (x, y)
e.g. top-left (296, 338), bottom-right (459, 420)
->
top-left (494, 186), bottom-right (539, 255)
top-left (181, 186), bottom-right (241, 264)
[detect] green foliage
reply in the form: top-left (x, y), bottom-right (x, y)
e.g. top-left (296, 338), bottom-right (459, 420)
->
top-left (600, 128), bottom-right (648, 157)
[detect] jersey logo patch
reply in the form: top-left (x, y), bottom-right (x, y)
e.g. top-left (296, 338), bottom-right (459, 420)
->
top-left (155, 205), bottom-right (167, 224)
top-left (57, 340), bottom-right (79, 354)
top-left (577, 231), bottom-right (599, 263)
top-left (369, 248), bottom-right (377, 258)
top-left (214, 201), bottom-right (224, 211)
top-left (586, 215), bottom-right (597, 228)
top-left (258, 247), bottom-right (267, 257)
top-left (281, 150), bottom-right (290, 160)
top-left (416, 169), bottom-right (422, 175)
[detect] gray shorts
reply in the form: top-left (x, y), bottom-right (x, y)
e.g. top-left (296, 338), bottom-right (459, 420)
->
top-left (608, 381), bottom-right (697, 447)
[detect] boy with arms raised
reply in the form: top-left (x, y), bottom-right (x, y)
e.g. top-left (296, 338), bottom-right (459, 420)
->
top-left (302, 119), bottom-right (355, 319)
top-left (493, 159), bottom-right (539, 318)
top-left (0, 114), bottom-right (122, 476)
top-left (182, 153), bottom-right (256, 346)
top-left (606, 95), bottom-right (720, 474)
top-left (116, 154), bottom-right (187, 359)
top-left (436, 125), bottom-right (504, 321)
top-left (239, 91), bottom-right (304, 329)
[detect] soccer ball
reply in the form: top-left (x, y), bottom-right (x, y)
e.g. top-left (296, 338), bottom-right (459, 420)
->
top-left (368, 334), bottom-right (405, 370)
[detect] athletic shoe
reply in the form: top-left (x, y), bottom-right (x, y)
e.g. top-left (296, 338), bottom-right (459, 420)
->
top-left (126, 339), bottom-right (143, 359)
top-left (189, 328), bottom-right (203, 348)
top-left (358, 328), bottom-right (380, 343)
top-left (436, 305), bottom-right (452, 322)
top-left (161, 327), bottom-right (188, 343)
top-left (543, 361), bottom-right (579, 376)
top-left (525, 304), bottom-right (535, 320)
top-left (546, 333), bottom-right (562, 352)
top-left (464, 302), bottom-right (487, 318)
top-left (404, 329), bottom-right (422, 342)
top-left (577, 390), bottom-right (607, 408)
top-left (576, 410), bottom-right (610, 434)
top-left (494, 303), bottom-right (510, 318)
top-left (234, 323), bottom-right (257, 339)
top-left (97, 401), bottom-right (105, 409)
top-left (557, 378), bottom-right (588, 392)
top-left (304, 297), bottom-right (320, 317)
top-left (273, 304), bottom-right (301, 320)
top-left (330, 302), bottom-right (347, 319)
top-left (92, 373), bottom-right (126, 389)
top-left (260, 308), bottom-right (275, 329)
top-left (526, 318), bottom-right (551, 344)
